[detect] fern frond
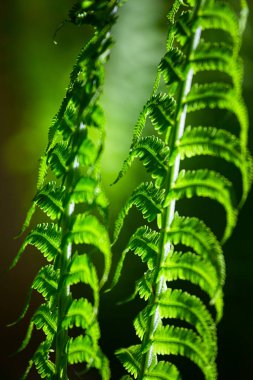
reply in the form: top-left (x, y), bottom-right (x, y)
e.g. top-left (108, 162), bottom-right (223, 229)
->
top-left (68, 335), bottom-right (110, 380)
top-left (37, 155), bottom-right (48, 190)
top-left (113, 182), bottom-right (164, 242)
top-left (167, 214), bottom-right (225, 287)
top-left (33, 340), bottom-right (55, 379)
top-left (48, 143), bottom-right (71, 178)
top-left (152, 325), bottom-right (217, 380)
top-left (78, 138), bottom-right (98, 167)
top-left (71, 177), bottom-right (109, 210)
top-left (116, 345), bottom-right (142, 379)
top-left (160, 251), bottom-right (223, 320)
top-left (34, 182), bottom-right (65, 220)
top-left (32, 265), bottom-right (59, 301)
top-left (10, 224), bottom-right (61, 269)
top-left (191, 41), bottom-right (241, 88)
top-left (159, 48), bottom-right (186, 85)
top-left (63, 298), bottom-right (100, 343)
top-left (20, 339), bottom-right (55, 380)
top-left (172, 126), bottom-right (252, 201)
top-left (70, 214), bottom-right (111, 286)
top-left (199, 2), bottom-right (239, 47)
top-left (134, 306), bottom-right (154, 341)
top-left (158, 288), bottom-right (217, 355)
top-left (147, 94), bottom-right (176, 134)
top-left (186, 82), bottom-right (248, 147)
top-left (66, 253), bottom-right (99, 307)
top-left (112, 1), bottom-right (251, 379)
top-left (143, 361), bottom-right (182, 380)
top-left (33, 304), bottom-right (57, 337)
top-left (165, 169), bottom-right (237, 242)
top-left (114, 136), bottom-right (170, 185)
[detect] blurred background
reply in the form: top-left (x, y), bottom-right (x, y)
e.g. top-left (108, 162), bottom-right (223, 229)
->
top-left (0, 0), bottom-right (252, 379)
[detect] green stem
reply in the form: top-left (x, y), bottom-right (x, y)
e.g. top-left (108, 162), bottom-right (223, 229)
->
top-left (55, 184), bottom-right (74, 380)
top-left (55, 124), bottom-right (84, 379)
top-left (138, 1), bottom-right (205, 378)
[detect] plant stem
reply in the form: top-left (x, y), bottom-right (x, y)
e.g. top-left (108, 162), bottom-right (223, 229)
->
top-left (55, 127), bottom-right (83, 379)
top-left (55, 185), bottom-right (75, 380)
top-left (138, 1), bottom-right (204, 377)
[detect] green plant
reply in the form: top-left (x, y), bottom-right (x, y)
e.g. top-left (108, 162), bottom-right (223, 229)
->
top-left (110, 0), bottom-right (252, 379)
top-left (10, 1), bottom-right (118, 379)
top-left (11, 0), bottom-right (252, 379)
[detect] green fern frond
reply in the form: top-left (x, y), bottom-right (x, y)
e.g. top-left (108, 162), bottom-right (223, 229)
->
top-left (191, 41), bottom-right (241, 88)
top-left (71, 177), bottom-right (109, 210)
top-left (199, 2), bottom-right (239, 44)
top-left (70, 214), bottom-right (111, 286)
top-left (48, 143), bottom-right (71, 178)
top-left (21, 339), bottom-right (55, 380)
top-left (114, 136), bottom-right (170, 186)
top-left (186, 82), bottom-right (248, 147)
top-left (167, 214), bottom-right (225, 286)
top-left (63, 298), bottom-right (100, 343)
top-left (67, 335), bottom-right (110, 380)
top-left (33, 340), bottom-right (55, 379)
top-left (113, 182), bottom-right (164, 242)
top-left (34, 182), bottom-right (65, 220)
top-left (147, 94), bottom-right (176, 134)
top-left (66, 253), bottom-right (99, 308)
top-left (152, 325), bottom-right (217, 380)
top-left (159, 48), bottom-right (186, 85)
top-left (116, 345), bottom-right (143, 379)
top-left (165, 169), bottom-right (237, 242)
top-left (111, 2), bottom-right (252, 379)
top-left (13, 1), bottom-right (118, 378)
top-left (157, 288), bottom-right (217, 354)
top-left (172, 126), bottom-right (252, 201)
top-left (160, 251), bottom-right (223, 320)
top-left (134, 306), bottom-right (155, 341)
top-left (143, 361), bottom-right (182, 380)
top-left (37, 155), bottom-right (48, 190)
top-left (10, 224), bottom-right (61, 269)
top-left (32, 265), bottom-right (59, 301)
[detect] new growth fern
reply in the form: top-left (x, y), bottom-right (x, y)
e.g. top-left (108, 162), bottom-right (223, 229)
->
top-left (111, 0), bottom-right (252, 379)
top-left (11, 0), bottom-right (252, 379)
top-left (10, 1), bottom-right (118, 379)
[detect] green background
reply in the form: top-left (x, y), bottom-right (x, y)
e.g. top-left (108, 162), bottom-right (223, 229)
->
top-left (0, 0), bottom-right (252, 379)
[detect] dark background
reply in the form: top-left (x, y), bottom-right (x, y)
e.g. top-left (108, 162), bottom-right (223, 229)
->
top-left (0, 1), bottom-right (252, 379)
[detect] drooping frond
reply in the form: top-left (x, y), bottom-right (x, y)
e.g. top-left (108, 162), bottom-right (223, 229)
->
top-left (13, 1), bottom-right (118, 378)
top-left (116, 345), bottom-right (143, 379)
top-left (113, 182), bottom-right (164, 242)
top-left (66, 253), bottom-right (99, 308)
top-left (143, 361), bottom-right (182, 380)
top-left (165, 169), bottom-right (237, 242)
top-left (111, 1), bottom-right (252, 379)
top-left (171, 126), bottom-right (253, 202)
top-left (152, 325), bottom-right (217, 380)
top-left (186, 82), bottom-right (248, 147)
top-left (11, 224), bottom-right (62, 269)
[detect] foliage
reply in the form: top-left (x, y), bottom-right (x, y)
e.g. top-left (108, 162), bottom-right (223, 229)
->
top-left (111, 0), bottom-right (252, 379)
top-left (10, 1), bottom-right (119, 379)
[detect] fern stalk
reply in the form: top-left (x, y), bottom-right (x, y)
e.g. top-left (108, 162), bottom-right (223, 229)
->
top-left (11, 2), bottom-right (119, 379)
top-left (139, 1), bottom-right (205, 376)
top-left (111, 1), bottom-right (252, 379)
top-left (55, 159), bottom-right (76, 379)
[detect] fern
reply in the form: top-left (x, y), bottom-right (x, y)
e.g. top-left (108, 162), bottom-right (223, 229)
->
top-left (11, 1), bottom-right (119, 379)
top-left (111, 1), bottom-right (252, 379)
